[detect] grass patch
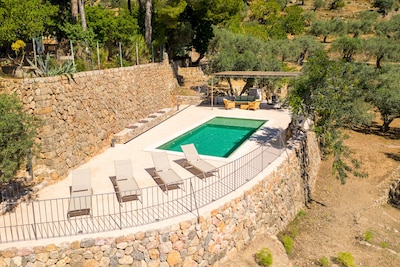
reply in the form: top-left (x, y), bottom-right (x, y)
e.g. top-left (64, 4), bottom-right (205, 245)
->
top-left (363, 230), bottom-right (373, 241)
top-left (278, 210), bottom-right (307, 255)
top-left (319, 256), bottom-right (330, 266)
top-left (337, 252), bottom-right (356, 267)
top-left (282, 235), bottom-right (294, 254)
top-left (255, 247), bottom-right (273, 266)
top-left (380, 241), bottom-right (388, 248)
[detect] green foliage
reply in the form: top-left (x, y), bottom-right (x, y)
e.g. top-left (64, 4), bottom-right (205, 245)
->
top-left (373, 0), bottom-right (397, 16)
top-left (0, 94), bottom-right (39, 184)
top-left (207, 28), bottom-right (283, 73)
top-left (330, 0), bottom-right (345, 9)
top-left (27, 54), bottom-right (76, 77)
top-left (375, 14), bottom-right (400, 39)
top-left (319, 256), bottom-right (330, 266)
top-left (313, 0), bottom-right (326, 11)
top-left (330, 36), bottom-right (362, 62)
top-left (368, 67), bottom-right (400, 132)
top-left (0, 0), bottom-right (58, 50)
top-left (288, 51), bottom-right (374, 183)
top-left (59, 23), bottom-right (96, 46)
top-left (255, 247), bottom-right (273, 266)
top-left (380, 241), bottom-right (388, 248)
top-left (363, 37), bottom-right (399, 69)
top-left (363, 230), bottom-right (373, 241)
top-left (282, 235), bottom-right (294, 254)
top-left (283, 6), bottom-right (305, 35)
top-left (336, 252), bottom-right (356, 267)
top-left (309, 20), bottom-right (331, 42)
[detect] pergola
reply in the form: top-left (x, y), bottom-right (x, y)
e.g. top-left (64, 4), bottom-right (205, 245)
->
top-left (210, 71), bottom-right (302, 108)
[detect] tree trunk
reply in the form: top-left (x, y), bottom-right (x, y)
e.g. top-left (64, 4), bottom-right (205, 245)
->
top-left (78, 0), bottom-right (87, 31)
top-left (239, 79), bottom-right (255, 96)
top-left (71, 0), bottom-right (78, 24)
top-left (376, 55), bottom-right (383, 69)
top-left (382, 116), bottom-right (392, 132)
top-left (140, 0), bottom-right (152, 47)
top-left (128, 0), bottom-right (132, 15)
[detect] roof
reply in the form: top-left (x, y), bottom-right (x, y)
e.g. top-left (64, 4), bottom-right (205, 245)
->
top-left (213, 71), bottom-right (301, 78)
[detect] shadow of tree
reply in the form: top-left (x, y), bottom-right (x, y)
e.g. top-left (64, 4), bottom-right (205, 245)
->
top-left (353, 121), bottom-right (400, 140)
top-left (0, 179), bottom-right (34, 212)
top-left (249, 127), bottom-right (287, 148)
top-left (385, 153), bottom-right (400, 162)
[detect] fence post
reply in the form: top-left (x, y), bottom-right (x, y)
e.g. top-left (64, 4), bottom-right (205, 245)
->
top-left (136, 42), bottom-right (139, 65)
top-left (70, 40), bottom-right (75, 67)
top-left (119, 42), bottom-right (123, 67)
top-left (97, 42), bottom-right (101, 70)
top-left (152, 44), bottom-right (154, 63)
top-left (31, 201), bottom-right (38, 240)
top-left (190, 180), bottom-right (200, 220)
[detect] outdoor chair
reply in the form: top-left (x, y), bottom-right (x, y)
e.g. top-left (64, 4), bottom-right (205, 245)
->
top-left (114, 159), bottom-right (142, 203)
top-left (248, 100), bottom-right (261, 110)
top-left (67, 168), bottom-right (93, 219)
top-left (151, 151), bottom-right (184, 193)
top-left (181, 143), bottom-right (220, 179)
top-left (223, 99), bottom-right (235, 110)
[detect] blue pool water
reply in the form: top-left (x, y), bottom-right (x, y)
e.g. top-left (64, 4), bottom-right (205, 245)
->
top-left (157, 117), bottom-right (267, 158)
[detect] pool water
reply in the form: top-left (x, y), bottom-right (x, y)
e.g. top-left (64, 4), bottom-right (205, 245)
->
top-left (157, 117), bottom-right (267, 158)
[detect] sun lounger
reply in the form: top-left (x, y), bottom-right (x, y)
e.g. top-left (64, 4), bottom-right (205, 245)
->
top-left (114, 159), bottom-right (142, 203)
top-left (67, 168), bottom-right (93, 219)
top-left (181, 143), bottom-right (219, 179)
top-left (151, 151), bottom-right (184, 193)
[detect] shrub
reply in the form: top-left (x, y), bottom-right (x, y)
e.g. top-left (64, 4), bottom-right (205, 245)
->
top-left (337, 252), bottom-right (356, 267)
top-left (380, 241), bottom-right (388, 248)
top-left (282, 235), bottom-right (294, 254)
top-left (255, 247), bottom-right (273, 266)
top-left (363, 230), bottom-right (373, 241)
top-left (319, 256), bottom-right (330, 266)
top-left (0, 94), bottom-right (39, 184)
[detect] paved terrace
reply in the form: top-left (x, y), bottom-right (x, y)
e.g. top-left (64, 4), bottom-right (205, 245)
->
top-left (1, 103), bottom-right (292, 249)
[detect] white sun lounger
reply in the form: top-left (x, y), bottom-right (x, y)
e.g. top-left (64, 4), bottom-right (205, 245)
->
top-left (67, 168), bottom-right (93, 219)
top-left (151, 151), bottom-right (184, 193)
top-left (181, 143), bottom-right (220, 179)
top-left (114, 159), bottom-right (142, 203)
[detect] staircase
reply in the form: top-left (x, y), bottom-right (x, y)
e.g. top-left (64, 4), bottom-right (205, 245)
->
top-left (178, 66), bottom-right (209, 94)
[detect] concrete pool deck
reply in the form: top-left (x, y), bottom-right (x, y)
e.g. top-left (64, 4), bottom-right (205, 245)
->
top-left (0, 103), bottom-right (292, 249)
top-left (38, 103), bottom-right (292, 200)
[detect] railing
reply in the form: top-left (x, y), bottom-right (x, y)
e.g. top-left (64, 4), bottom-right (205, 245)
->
top-left (0, 132), bottom-right (287, 244)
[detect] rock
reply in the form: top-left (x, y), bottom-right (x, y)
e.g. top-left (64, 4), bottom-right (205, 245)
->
top-left (167, 250), bottom-right (182, 266)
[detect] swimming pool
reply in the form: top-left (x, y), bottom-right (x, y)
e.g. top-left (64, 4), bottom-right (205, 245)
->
top-left (157, 117), bottom-right (267, 158)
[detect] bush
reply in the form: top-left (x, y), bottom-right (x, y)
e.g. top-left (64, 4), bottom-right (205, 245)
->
top-left (0, 94), bottom-right (39, 184)
top-left (337, 252), bottom-right (356, 267)
top-left (255, 247), bottom-right (273, 266)
top-left (319, 256), bottom-right (330, 266)
top-left (363, 230), bottom-right (373, 241)
top-left (282, 235), bottom-right (294, 254)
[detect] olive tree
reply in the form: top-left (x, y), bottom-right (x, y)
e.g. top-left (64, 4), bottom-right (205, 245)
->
top-left (288, 51), bottom-right (373, 183)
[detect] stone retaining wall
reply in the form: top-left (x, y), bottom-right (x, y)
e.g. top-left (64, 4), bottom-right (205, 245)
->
top-left (0, 62), bottom-right (179, 182)
top-left (0, 130), bottom-right (321, 267)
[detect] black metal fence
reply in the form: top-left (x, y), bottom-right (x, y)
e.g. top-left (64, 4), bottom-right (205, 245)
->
top-left (0, 132), bottom-right (286, 244)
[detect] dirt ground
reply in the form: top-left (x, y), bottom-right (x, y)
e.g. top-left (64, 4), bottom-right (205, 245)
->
top-left (220, 117), bottom-right (400, 267)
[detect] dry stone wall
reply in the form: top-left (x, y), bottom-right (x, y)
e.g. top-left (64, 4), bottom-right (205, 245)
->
top-left (0, 130), bottom-right (321, 267)
top-left (0, 62), bottom-right (179, 182)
